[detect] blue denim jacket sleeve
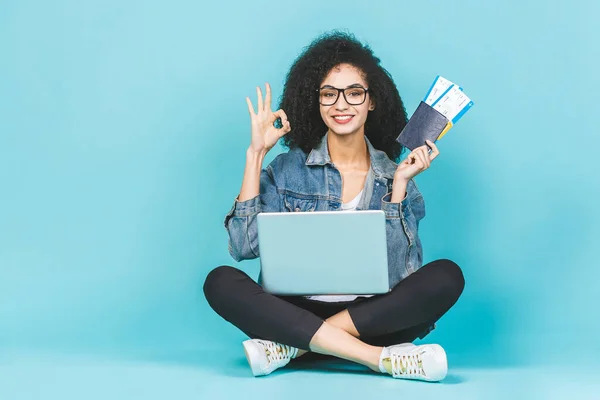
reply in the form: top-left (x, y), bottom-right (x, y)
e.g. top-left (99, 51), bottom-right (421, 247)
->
top-left (379, 179), bottom-right (426, 280)
top-left (224, 164), bottom-right (281, 261)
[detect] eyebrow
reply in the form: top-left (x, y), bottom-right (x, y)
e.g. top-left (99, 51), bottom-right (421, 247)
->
top-left (320, 83), bottom-right (366, 89)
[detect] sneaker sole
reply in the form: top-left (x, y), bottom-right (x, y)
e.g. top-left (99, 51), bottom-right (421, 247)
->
top-left (242, 340), bottom-right (264, 377)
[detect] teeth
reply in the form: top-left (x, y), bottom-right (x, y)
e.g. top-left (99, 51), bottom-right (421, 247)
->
top-left (334, 116), bottom-right (352, 120)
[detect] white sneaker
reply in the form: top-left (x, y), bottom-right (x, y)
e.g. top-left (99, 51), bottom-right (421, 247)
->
top-left (242, 339), bottom-right (299, 377)
top-left (381, 343), bottom-right (448, 382)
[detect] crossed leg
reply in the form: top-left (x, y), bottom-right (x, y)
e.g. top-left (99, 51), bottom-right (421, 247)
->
top-left (203, 259), bottom-right (465, 371)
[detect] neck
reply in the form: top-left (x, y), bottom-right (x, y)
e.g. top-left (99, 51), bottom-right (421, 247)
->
top-left (327, 130), bottom-right (370, 169)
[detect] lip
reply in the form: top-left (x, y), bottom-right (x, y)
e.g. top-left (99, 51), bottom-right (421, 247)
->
top-left (331, 115), bottom-right (354, 125)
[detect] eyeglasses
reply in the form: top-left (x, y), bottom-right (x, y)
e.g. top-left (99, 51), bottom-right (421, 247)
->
top-left (316, 85), bottom-right (369, 106)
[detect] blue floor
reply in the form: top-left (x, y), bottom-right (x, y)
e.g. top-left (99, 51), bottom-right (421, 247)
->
top-left (1, 348), bottom-right (599, 400)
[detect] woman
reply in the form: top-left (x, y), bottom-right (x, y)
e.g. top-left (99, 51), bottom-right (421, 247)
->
top-left (203, 31), bottom-right (465, 381)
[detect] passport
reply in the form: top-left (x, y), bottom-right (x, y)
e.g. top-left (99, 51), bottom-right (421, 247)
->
top-left (396, 101), bottom-right (451, 151)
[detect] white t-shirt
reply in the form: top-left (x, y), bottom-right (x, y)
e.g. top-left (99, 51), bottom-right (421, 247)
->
top-left (304, 188), bottom-right (375, 303)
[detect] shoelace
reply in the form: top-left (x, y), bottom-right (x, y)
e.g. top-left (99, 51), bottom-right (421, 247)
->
top-left (258, 340), bottom-right (297, 364)
top-left (391, 351), bottom-right (426, 378)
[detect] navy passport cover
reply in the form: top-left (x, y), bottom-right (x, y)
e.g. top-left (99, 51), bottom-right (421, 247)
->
top-left (396, 101), bottom-right (449, 151)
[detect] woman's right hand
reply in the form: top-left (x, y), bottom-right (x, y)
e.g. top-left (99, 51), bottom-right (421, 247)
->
top-left (246, 83), bottom-right (291, 155)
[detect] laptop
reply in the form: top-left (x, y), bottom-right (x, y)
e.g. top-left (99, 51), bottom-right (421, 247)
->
top-left (256, 210), bottom-right (389, 296)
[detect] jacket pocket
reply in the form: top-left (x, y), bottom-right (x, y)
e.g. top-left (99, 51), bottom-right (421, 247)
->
top-left (283, 194), bottom-right (317, 212)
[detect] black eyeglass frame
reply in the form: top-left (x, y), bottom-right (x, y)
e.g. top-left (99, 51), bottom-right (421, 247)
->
top-left (315, 85), bottom-right (370, 106)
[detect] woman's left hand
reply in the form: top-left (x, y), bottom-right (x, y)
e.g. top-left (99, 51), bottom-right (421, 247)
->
top-left (394, 140), bottom-right (440, 182)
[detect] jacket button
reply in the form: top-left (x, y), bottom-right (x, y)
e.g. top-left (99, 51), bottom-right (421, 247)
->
top-left (295, 207), bottom-right (301, 212)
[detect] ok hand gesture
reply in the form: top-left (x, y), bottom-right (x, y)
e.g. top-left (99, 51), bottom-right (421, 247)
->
top-left (246, 83), bottom-right (292, 155)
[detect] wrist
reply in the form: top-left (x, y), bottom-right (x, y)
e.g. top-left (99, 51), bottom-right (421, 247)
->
top-left (246, 147), bottom-right (267, 164)
top-left (393, 174), bottom-right (410, 186)
top-left (390, 178), bottom-right (408, 203)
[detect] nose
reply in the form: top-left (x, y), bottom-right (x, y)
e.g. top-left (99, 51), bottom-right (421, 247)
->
top-left (334, 93), bottom-right (350, 110)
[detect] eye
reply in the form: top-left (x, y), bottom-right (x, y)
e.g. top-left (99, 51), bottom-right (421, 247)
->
top-left (345, 88), bottom-right (365, 97)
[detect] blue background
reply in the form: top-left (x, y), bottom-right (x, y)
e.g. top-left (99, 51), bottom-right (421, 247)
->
top-left (1, 0), bottom-right (599, 398)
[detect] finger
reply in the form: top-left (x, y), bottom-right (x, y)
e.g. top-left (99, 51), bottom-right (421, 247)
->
top-left (274, 109), bottom-right (289, 123)
top-left (414, 144), bottom-right (430, 160)
top-left (427, 140), bottom-right (440, 161)
top-left (425, 148), bottom-right (432, 167)
top-left (414, 150), bottom-right (427, 169)
top-left (281, 120), bottom-right (292, 135)
top-left (425, 140), bottom-right (440, 160)
top-left (279, 109), bottom-right (289, 122)
top-left (256, 86), bottom-right (264, 113)
top-left (272, 109), bottom-right (289, 125)
top-left (406, 152), bottom-right (418, 167)
top-left (274, 120), bottom-right (291, 139)
top-left (265, 83), bottom-right (272, 112)
top-left (417, 144), bottom-right (430, 153)
top-left (425, 139), bottom-right (438, 152)
top-left (429, 147), bottom-right (439, 161)
top-left (246, 97), bottom-right (256, 116)
top-left (419, 148), bottom-right (431, 168)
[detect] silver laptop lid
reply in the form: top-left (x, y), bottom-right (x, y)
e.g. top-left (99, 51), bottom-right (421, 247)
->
top-left (257, 210), bottom-right (389, 296)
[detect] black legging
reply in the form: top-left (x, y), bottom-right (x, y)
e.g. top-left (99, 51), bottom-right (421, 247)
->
top-left (203, 259), bottom-right (464, 350)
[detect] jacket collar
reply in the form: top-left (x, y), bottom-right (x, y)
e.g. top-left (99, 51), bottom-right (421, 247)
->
top-left (305, 132), bottom-right (397, 179)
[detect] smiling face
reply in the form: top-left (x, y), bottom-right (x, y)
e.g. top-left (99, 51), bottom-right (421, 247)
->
top-left (318, 63), bottom-right (375, 137)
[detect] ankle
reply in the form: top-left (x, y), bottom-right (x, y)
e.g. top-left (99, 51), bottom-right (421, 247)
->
top-left (376, 346), bottom-right (392, 373)
top-left (366, 346), bottom-right (385, 373)
top-left (295, 349), bottom-right (308, 358)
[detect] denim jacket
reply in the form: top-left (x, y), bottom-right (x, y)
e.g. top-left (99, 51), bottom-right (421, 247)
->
top-left (224, 133), bottom-right (426, 290)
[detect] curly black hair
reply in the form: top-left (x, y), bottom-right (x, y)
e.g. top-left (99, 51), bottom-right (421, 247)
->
top-left (278, 30), bottom-right (408, 161)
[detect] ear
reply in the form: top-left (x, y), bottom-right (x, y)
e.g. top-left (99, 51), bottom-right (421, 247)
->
top-left (368, 99), bottom-right (375, 111)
